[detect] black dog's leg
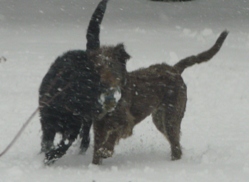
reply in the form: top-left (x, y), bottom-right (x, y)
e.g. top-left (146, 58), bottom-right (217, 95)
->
top-left (40, 117), bottom-right (56, 153)
top-left (86, 0), bottom-right (109, 51)
top-left (79, 120), bottom-right (92, 154)
top-left (44, 133), bottom-right (77, 165)
top-left (41, 129), bottom-right (56, 153)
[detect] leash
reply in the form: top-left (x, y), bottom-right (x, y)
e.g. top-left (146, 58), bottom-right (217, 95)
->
top-left (0, 83), bottom-right (70, 157)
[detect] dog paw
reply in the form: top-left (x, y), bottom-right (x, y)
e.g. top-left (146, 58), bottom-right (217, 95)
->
top-left (171, 155), bottom-right (181, 161)
top-left (40, 146), bottom-right (55, 154)
top-left (171, 148), bottom-right (182, 161)
top-left (92, 156), bottom-right (103, 165)
top-left (44, 158), bottom-right (57, 166)
top-left (44, 150), bottom-right (63, 165)
top-left (44, 154), bottom-right (58, 166)
top-left (96, 148), bottom-right (114, 158)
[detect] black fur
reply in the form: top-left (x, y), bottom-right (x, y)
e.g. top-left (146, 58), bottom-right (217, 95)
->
top-left (87, 0), bottom-right (109, 51)
top-left (39, 0), bottom-right (109, 165)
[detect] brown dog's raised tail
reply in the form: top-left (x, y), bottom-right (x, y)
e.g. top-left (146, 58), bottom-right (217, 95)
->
top-left (174, 30), bottom-right (228, 74)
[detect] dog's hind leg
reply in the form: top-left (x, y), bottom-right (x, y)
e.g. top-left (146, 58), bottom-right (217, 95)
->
top-left (152, 105), bottom-right (182, 160)
top-left (152, 86), bottom-right (187, 160)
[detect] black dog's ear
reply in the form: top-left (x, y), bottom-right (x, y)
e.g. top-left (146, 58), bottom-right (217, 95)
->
top-left (114, 43), bottom-right (131, 63)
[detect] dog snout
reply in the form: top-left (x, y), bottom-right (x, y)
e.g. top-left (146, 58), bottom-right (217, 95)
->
top-left (100, 70), bottom-right (122, 88)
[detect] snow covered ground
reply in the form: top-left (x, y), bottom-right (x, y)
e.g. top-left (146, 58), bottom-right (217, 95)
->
top-left (0, 0), bottom-right (249, 181)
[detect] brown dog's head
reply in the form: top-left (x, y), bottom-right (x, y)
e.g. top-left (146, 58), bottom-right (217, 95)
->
top-left (88, 43), bottom-right (131, 90)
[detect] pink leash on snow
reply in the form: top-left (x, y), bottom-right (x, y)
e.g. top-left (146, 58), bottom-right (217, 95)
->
top-left (0, 83), bottom-right (70, 157)
top-left (0, 107), bottom-right (39, 157)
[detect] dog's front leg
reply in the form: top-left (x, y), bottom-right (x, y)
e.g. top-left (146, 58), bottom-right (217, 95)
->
top-left (92, 150), bottom-right (103, 165)
top-left (44, 135), bottom-right (76, 165)
top-left (92, 145), bottom-right (114, 165)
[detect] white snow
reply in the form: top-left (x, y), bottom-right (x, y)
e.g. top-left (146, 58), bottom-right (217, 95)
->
top-left (0, 0), bottom-right (249, 181)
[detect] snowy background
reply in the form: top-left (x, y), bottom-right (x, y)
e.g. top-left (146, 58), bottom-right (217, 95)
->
top-left (0, 0), bottom-right (249, 181)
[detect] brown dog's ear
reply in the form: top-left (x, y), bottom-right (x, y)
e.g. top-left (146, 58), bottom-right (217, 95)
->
top-left (114, 43), bottom-right (131, 63)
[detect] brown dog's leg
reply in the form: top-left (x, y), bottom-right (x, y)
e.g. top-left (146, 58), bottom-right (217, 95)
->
top-left (152, 83), bottom-right (187, 160)
top-left (92, 133), bottom-right (116, 164)
top-left (152, 105), bottom-right (182, 160)
top-left (92, 150), bottom-right (103, 165)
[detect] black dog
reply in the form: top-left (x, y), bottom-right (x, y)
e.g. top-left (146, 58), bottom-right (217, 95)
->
top-left (39, 0), bottom-right (130, 165)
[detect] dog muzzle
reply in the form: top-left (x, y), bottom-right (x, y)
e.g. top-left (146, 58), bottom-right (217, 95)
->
top-left (98, 87), bottom-right (121, 118)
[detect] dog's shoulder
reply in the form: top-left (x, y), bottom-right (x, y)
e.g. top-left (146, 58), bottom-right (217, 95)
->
top-left (51, 50), bottom-right (98, 74)
top-left (56, 50), bottom-right (87, 65)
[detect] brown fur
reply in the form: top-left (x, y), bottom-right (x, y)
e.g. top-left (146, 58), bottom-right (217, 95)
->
top-left (92, 31), bottom-right (228, 164)
top-left (89, 44), bottom-right (130, 89)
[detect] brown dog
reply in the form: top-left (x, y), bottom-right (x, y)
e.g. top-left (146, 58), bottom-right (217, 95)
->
top-left (92, 31), bottom-right (228, 164)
